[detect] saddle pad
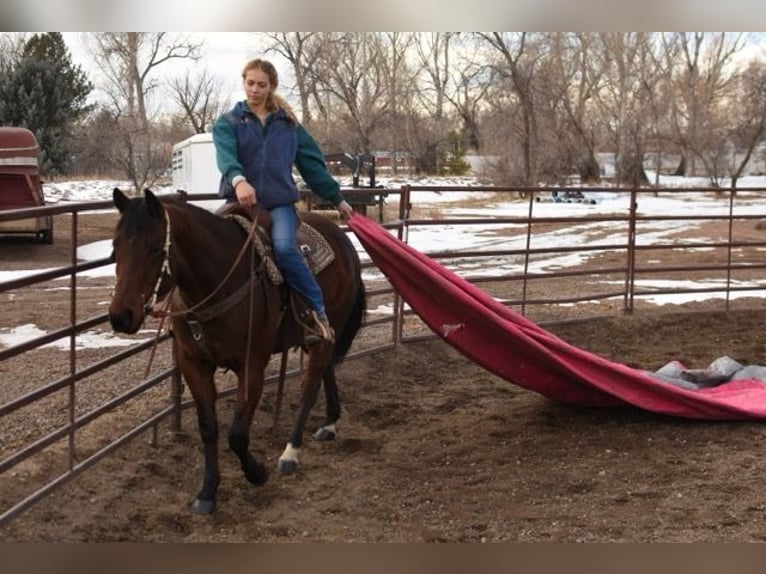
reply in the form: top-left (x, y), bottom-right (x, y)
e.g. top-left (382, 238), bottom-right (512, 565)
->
top-left (297, 221), bottom-right (335, 274)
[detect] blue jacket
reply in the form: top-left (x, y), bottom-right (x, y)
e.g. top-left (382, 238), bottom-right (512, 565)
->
top-left (213, 101), bottom-right (343, 209)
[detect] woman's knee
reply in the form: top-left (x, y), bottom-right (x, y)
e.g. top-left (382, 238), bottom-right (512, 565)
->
top-left (272, 243), bottom-right (303, 270)
top-left (272, 239), bottom-right (298, 258)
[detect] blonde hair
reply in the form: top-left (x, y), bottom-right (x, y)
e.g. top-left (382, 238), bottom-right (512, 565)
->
top-left (242, 58), bottom-right (298, 124)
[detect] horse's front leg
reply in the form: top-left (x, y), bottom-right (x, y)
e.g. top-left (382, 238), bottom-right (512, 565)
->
top-left (182, 364), bottom-right (221, 515)
top-left (277, 357), bottom-right (327, 475)
top-left (228, 363), bottom-right (269, 487)
top-left (191, 400), bottom-right (220, 514)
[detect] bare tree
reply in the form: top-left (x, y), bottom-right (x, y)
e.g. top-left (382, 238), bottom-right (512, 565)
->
top-left (414, 32), bottom-right (454, 120)
top-left (60, 32), bottom-right (766, 185)
top-left (722, 61), bottom-right (766, 190)
top-left (0, 33), bottom-right (26, 69)
top-left (168, 69), bottom-right (227, 134)
top-left (640, 34), bottom-right (679, 186)
top-left (389, 32), bottom-right (454, 174)
top-left (261, 32), bottom-right (322, 126)
top-left (86, 33), bottom-right (202, 124)
top-left (69, 105), bottom-right (118, 177)
top-left (665, 32), bottom-right (745, 177)
top-left (309, 33), bottom-right (391, 153)
top-left (586, 33), bottom-right (663, 186)
top-left (538, 32), bottom-right (603, 183)
top-left (414, 33), bottom-right (490, 157)
top-left (478, 32), bottom-right (547, 185)
top-left (83, 33), bottom-right (202, 191)
top-left (376, 32), bottom-right (417, 172)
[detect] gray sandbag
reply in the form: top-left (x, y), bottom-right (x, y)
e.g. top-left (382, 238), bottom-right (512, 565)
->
top-left (730, 365), bottom-right (766, 382)
top-left (648, 361), bottom-right (702, 389)
top-left (708, 356), bottom-right (744, 378)
top-left (654, 360), bottom-right (685, 379)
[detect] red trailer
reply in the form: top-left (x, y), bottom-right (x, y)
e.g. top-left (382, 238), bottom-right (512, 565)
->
top-left (0, 127), bottom-right (53, 244)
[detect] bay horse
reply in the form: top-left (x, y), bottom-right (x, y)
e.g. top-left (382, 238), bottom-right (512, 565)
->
top-left (108, 188), bottom-right (365, 514)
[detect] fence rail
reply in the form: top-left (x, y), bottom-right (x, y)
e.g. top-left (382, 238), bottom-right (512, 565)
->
top-left (2, 183), bottom-right (766, 525)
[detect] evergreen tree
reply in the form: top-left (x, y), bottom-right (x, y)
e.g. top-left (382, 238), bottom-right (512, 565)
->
top-left (441, 130), bottom-right (471, 176)
top-left (0, 33), bottom-right (92, 175)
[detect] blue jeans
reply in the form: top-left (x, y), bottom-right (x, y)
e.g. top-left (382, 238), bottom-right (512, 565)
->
top-left (270, 204), bottom-right (325, 314)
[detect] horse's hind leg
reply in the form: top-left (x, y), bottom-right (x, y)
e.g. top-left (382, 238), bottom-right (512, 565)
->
top-left (277, 358), bottom-right (327, 475)
top-left (228, 369), bottom-right (269, 487)
top-left (313, 366), bottom-right (340, 441)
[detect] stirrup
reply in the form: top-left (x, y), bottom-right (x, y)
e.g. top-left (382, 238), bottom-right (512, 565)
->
top-left (303, 310), bottom-right (335, 347)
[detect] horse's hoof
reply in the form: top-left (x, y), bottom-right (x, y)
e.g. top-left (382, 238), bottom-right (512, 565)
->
top-left (245, 461), bottom-right (269, 486)
top-left (278, 458), bottom-right (299, 475)
top-left (190, 498), bottom-right (215, 515)
top-left (313, 427), bottom-right (336, 441)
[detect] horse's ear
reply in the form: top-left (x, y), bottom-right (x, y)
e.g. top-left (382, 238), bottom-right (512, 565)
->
top-left (113, 187), bottom-right (130, 213)
top-left (144, 188), bottom-right (164, 217)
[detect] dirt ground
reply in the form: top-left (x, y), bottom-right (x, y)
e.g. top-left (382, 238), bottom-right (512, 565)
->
top-left (3, 210), bottom-right (766, 542)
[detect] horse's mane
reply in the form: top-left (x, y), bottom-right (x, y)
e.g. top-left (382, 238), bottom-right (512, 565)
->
top-left (161, 196), bottom-right (215, 222)
top-left (116, 194), bottom-right (240, 247)
top-left (161, 197), bottom-right (239, 236)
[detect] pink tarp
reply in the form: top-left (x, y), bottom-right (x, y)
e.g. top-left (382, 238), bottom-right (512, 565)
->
top-left (348, 214), bottom-right (766, 420)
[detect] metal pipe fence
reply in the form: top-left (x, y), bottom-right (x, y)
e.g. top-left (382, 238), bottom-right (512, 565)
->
top-left (1, 183), bottom-right (766, 525)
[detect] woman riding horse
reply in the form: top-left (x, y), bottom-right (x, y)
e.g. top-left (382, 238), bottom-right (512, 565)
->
top-left (109, 187), bottom-right (365, 514)
top-left (213, 58), bottom-right (353, 345)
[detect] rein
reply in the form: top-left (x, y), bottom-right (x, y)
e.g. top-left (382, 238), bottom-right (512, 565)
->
top-left (141, 204), bottom-right (290, 426)
top-left (142, 206), bottom-right (265, 378)
top-left (148, 207), bottom-right (261, 320)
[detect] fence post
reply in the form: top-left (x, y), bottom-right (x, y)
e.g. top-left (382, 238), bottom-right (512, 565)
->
top-left (725, 187), bottom-right (736, 311)
top-left (624, 187), bottom-right (638, 314)
top-left (521, 190), bottom-right (535, 316)
top-left (391, 185), bottom-right (411, 345)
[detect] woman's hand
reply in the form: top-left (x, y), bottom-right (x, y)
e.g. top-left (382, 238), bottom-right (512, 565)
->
top-left (337, 199), bottom-right (354, 219)
top-left (235, 180), bottom-right (257, 208)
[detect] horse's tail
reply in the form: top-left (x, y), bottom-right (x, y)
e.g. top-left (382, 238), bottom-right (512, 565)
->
top-left (333, 281), bottom-right (366, 364)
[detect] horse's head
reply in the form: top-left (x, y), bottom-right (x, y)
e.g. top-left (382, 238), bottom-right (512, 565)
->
top-left (108, 188), bottom-right (170, 334)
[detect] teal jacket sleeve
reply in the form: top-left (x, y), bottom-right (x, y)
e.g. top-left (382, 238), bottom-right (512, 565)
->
top-left (212, 114), bottom-right (244, 185)
top-left (294, 124), bottom-right (344, 206)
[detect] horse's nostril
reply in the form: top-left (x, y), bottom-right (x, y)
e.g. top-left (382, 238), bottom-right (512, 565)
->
top-left (109, 309), bottom-right (134, 333)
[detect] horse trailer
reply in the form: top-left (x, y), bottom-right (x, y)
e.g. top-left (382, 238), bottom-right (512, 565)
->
top-left (171, 132), bottom-right (220, 195)
top-left (0, 127), bottom-right (53, 244)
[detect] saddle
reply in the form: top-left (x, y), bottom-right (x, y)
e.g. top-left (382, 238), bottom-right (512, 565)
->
top-left (216, 203), bottom-right (335, 284)
top-left (216, 204), bottom-right (337, 346)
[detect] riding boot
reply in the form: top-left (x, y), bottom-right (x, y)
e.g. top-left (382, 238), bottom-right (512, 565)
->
top-left (304, 310), bottom-right (335, 347)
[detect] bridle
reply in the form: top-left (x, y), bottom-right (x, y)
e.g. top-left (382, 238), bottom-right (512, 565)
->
top-left (144, 209), bottom-right (173, 317)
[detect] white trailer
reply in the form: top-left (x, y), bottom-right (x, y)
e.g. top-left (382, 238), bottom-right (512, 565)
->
top-left (171, 133), bottom-right (220, 195)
